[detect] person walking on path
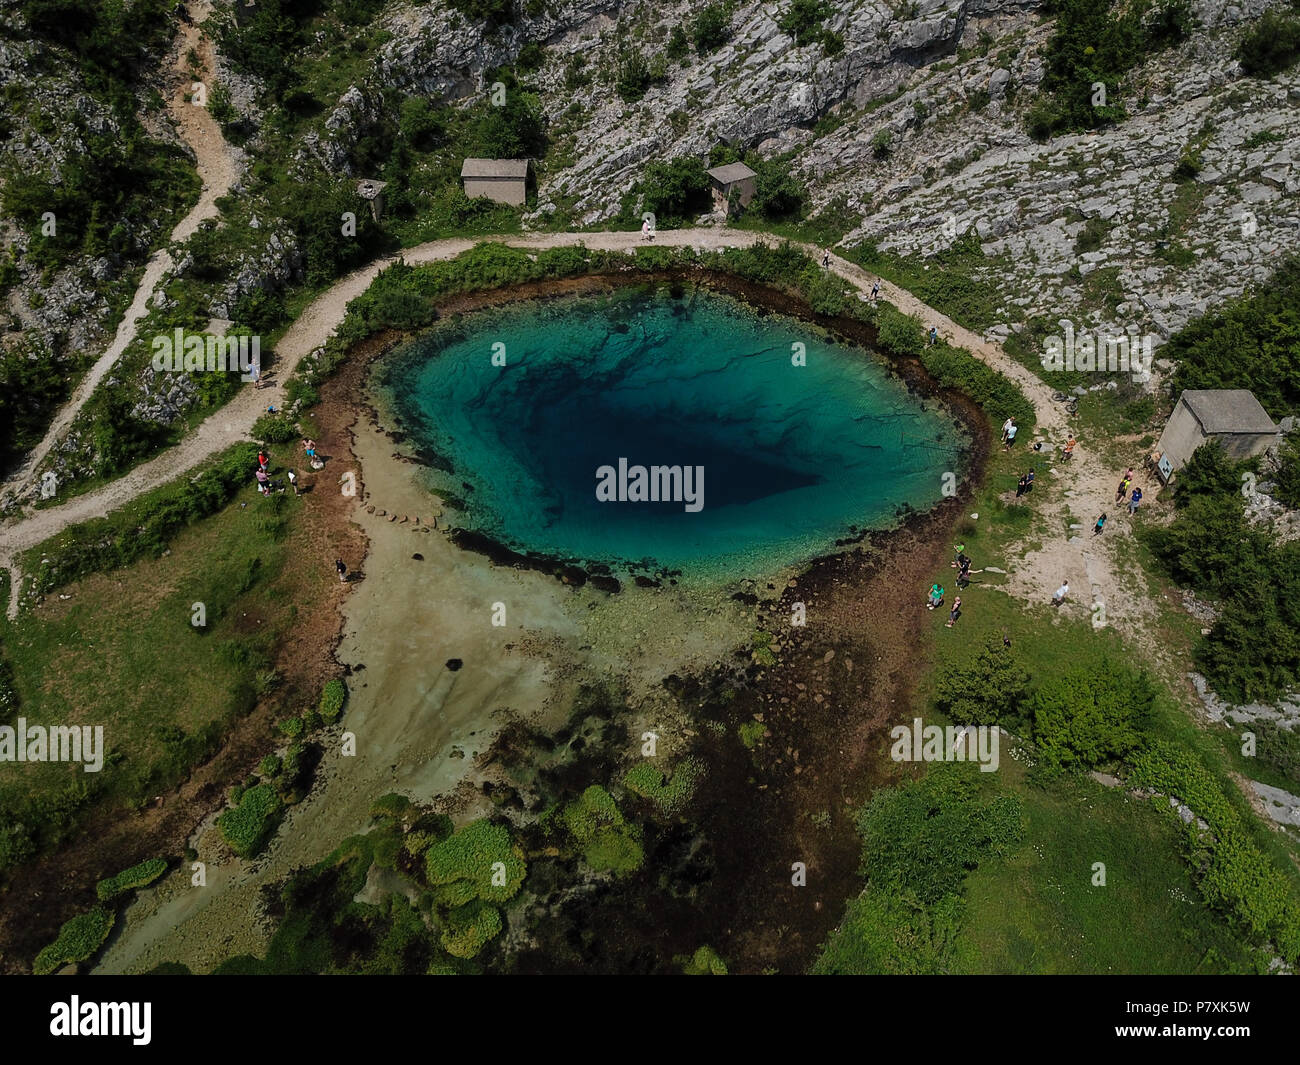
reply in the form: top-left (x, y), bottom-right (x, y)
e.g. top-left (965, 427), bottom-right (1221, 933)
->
top-left (1114, 477), bottom-right (1130, 504)
top-left (946, 596), bottom-right (962, 628)
top-left (822, 251), bottom-right (831, 269)
top-left (335, 558), bottom-right (348, 583)
top-left (1094, 513), bottom-right (1107, 535)
top-left (1063, 436), bottom-right (1077, 461)
top-left (871, 280), bottom-right (881, 302)
top-left (928, 326), bottom-right (938, 346)
top-left (641, 217), bottom-right (655, 242)
top-left (1128, 486), bottom-right (1143, 514)
top-left (1051, 580), bottom-right (1069, 606)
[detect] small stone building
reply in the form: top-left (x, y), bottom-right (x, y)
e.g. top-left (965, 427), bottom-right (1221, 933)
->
top-left (1156, 389), bottom-right (1279, 479)
top-left (706, 161), bottom-right (758, 214)
top-left (355, 178), bottom-right (388, 222)
top-left (461, 158), bottom-right (530, 206)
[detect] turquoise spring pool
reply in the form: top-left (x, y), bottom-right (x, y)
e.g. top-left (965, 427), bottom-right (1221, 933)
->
top-left (375, 285), bottom-right (968, 576)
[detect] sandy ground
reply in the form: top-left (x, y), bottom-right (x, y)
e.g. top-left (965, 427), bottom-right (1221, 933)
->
top-left (3, 0), bottom-right (239, 498)
top-left (94, 354), bottom-right (761, 973)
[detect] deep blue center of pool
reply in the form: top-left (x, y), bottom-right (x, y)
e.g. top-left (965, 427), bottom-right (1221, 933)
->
top-left (377, 286), bottom-right (966, 574)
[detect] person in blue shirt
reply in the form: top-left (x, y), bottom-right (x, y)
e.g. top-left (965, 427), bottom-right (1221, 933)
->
top-left (1128, 486), bottom-right (1143, 514)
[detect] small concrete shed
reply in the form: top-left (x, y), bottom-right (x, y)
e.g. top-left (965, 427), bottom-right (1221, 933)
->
top-left (706, 161), bottom-right (758, 214)
top-left (1156, 389), bottom-right (1279, 478)
top-left (461, 158), bottom-right (530, 206)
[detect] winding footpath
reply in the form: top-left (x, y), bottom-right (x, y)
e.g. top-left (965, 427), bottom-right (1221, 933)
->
top-left (4, 0), bottom-right (237, 497)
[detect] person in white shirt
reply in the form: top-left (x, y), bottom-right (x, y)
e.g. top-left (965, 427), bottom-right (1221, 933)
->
top-left (1051, 581), bottom-right (1069, 606)
top-left (1001, 417), bottom-right (1014, 443)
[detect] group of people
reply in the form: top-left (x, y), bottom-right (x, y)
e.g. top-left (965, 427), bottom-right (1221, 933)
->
top-left (1000, 417), bottom-right (1019, 451)
top-left (1092, 467), bottom-right (1143, 537)
top-left (927, 542), bottom-right (982, 628)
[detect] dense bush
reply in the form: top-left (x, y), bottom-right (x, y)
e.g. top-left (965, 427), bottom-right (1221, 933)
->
top-left (681, 944), bottom-right (729, 974)
top-left (319, 678), bottom-right (347, 722)
top-left (692, 4), bottom-right (731, 52)
top-left (1237, 9), bottom-right (1300, 77)
top-left (425, 819), bottom-right (526, 903)
top-left (1167, 254), bottom-right (1300, 416)
top-left (639, 157), bottom-right (713, 226)
top-left (0, 654), bottom-right (18, 723)
top-left (472, 79), bottom-right (547, 158)
top-left (252, 413), bottom-right (298, 444)
top-left (1273, 436), bottom-right (1300, 510)
top-left (1144, 443), bottom-right (1300, 701)
top-left (749, 157), bottom-right (807, 220)
top-left (935, 641), bottom-right (1030, 726)
top-left (1128, 740), bottom-right (1300, 960)
top-left (217, 783), bottom-right (283, 857)
top-left (32, 906), bottom-right (116, 975)
top-left (1029, 0), bottom-right (1196, 138)
top-left (1031, 662), bottom-right (1155, 768)
top-left (815, 765), bottom-right (1022, 974)
top-left (440, 898), bottom-right (503, 959)
top-left (623, 758), bottom-right (702, 815)
top-left (96, 857), bottom-right (168, 901)
top-left (561, 785), bottom-right (644, 876)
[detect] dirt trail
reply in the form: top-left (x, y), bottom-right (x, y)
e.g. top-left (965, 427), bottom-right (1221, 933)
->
top-left (2, 0), bottom-right (238, 496)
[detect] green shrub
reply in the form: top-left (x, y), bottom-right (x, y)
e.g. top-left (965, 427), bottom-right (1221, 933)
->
top-left (370, 793), bottom-right (414, 822)
top-left (95, 857), bottom-right (168, 902)
top-left (692, 3), bottom-right (730, 52)
top-left (779, 0), bottom-right (833, 45)
top-left (1167, 254), bottom-right (1300, 416)
top-left (682, 944), bottom-right (728, 974)
top-left (252, 413), bottom-right (298, 444)
top-left (1237, 10), bottom-right (1300, 76)
top-left (935, 640), bottom-right (1030, 726)
top-left (217, 783), bottom-right (283, 857)
top-left (440, 899), bottom-right (503, 959)
top-left (1127, 740), bottom-right (1300, 960)
top-left (876, 303), bottom-right (924, 357)
top-left (623, 758), bottom-right (703, 815)
top-left (639, 156), bottom-right (712, 226)
top-left (33, 906), bottom-right (116, 974)
top-left (1031, 662), bottom-right (1154, 768)
top-left (277, 715), bottom-right (306, 738)
top-left (425, 819), bottom-right (526, 903)
top-left (561, 785), bottom-right (644, 876)
top-left (319, 678), bottom-right (346, 722)
top-left (1273, 436), bottom-right (1300, 510)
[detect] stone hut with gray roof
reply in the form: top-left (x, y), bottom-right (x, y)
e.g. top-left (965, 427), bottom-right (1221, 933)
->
top-left (461, 158), bottom-right (530, 206)
top-left (1156, 389), bottom-right (1279, 479)
top-left (706, 161), bottom-right (757, 214)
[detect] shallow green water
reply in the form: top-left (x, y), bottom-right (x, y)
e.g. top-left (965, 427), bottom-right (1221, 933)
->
top-left (377, 285), bottom-right (967, 575)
